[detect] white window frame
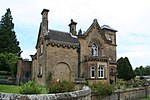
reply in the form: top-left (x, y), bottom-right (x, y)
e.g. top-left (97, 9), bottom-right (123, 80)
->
top-left (90, 67), bottom-right (95, 78)
top-left (98, 65), bottom-right (104, 78)
top-left (92, 43), bottom-right (98, 56)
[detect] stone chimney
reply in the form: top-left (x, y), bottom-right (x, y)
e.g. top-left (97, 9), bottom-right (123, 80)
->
top-left (41, 9), bottom-right (49, 33)
top-left (68, 19), bottom-right (77, 36)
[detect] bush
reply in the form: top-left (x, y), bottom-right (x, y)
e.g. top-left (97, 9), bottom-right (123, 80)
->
top-left (47, 80), bottom-right (75, 93)
top-left (46, 71), bottom-right (52, 84)
top-left (89, 82), bottom-right (114, 98)
top-left (20, 81), bottom-right (48, 94)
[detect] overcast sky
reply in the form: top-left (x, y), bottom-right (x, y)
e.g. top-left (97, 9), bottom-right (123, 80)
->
top-left (0, 0), bottom-right (150, 69)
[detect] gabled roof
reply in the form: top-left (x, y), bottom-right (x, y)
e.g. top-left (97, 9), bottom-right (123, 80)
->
top-left (35, 23), bottom-right (42, 49)
top-left (78, 19), bottom-right (110, 43)
top-left (47, 30), bottom-right (79, 47)
top-left (82, 19), bottom-right (102, 36)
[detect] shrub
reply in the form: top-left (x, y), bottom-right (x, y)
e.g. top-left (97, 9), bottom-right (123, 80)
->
top-left (89, 82), bottom-right (114, 99)
top-left (20, 81), bottom-right (48, 94)
top-left (46, 71), bottom-right (52, 84)
top-left (47, 80), bottom-right (75, 93)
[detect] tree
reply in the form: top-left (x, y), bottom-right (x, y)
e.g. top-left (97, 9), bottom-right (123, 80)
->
top-left (117, 57), bottom-right (135, 81)
top-left (134, 65), bottom-right (150, 76)
top-left (124, 57), bottom-right (136, 79)
top-left (134, 67), bottom-right (141, 76)
top-left (145, 65), bottom-right (150, 75)
top-left (0, 8), bottom-right (20, 53)
top-left (0, 53), bottom-right (19, 77)
top-left (117, 57), bottom-right (126, 79)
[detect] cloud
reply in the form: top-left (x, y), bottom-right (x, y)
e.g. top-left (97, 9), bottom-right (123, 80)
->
top-left (21, 49), bottom-right (36, 61)
top-left (0, 0), bottom-right (150, 69)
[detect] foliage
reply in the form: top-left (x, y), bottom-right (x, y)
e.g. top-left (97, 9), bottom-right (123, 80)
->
top-left (117, 57), bottom-right (135, 81)
top-left (47, 80), bottom-right (75, 93)
top-left (116, 78), bottom-right (147, 89)
top-left (0, 8), bottom-right (20, 53)
top-left (140, 94), bottom-right (150, 100)
top-left (89, 82), bottom-right (115, 99)
top-left (46, 71), bottom-right (52, 84)
top-left (19, 81), bottom-right (48, 94)
top-left (0, 84), bottom-right (20, 94)
top-left (0, 53), bottom-right (19, 77)
top-left (134, 65), bottom-right (150, 76)
top-left (132, 78), bottom-right (146, 87)
top-left (116, 79), bottom-right (126, 89)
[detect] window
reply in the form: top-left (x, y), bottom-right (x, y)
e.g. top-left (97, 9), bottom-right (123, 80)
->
top-left (91, 67), bottom-right (95, 78)
top-left (92, 43), bottom-right (98, 56)
top-left (110, 68), bottom-right (114, 76)
top-left (37, 66), bottom-right (42, 77)
top-left (40, 44), bottom-right (43, 54)
top-left (40, 66), bottom-right (42, 75)
top-left (98, 65), bottom-right (104, 78)
top-left (108, 35), bottom-right (112, 41)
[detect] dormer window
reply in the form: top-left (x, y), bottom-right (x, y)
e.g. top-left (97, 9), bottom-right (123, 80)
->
top-left (92, 44), bottom-right (98, 56)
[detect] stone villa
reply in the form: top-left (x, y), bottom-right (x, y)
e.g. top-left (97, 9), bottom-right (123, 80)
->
top-left (17, 9), bottom-right (117, 85)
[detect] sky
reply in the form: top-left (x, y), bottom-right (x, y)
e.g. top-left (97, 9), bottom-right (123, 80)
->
top-left (0, 0), bottom-right (150, 69)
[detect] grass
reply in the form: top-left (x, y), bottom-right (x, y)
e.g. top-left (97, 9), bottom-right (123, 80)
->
top-left (140, 97), bottom-right (150, 100)
top-left (139, 95), bottom-right (150, 100)
top-left (0, 84), bottom-right (20, 94)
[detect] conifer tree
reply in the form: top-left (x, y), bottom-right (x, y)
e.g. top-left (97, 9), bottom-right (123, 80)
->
top-left (117, 57), bottom-right (135, 80)
top-left (124, 57), bottom-right (135, 79)
top-left (0, 8), bottom-right (20, 53)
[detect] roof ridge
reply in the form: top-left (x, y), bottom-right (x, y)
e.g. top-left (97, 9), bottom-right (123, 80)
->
top-left (101, 25), bottom-right (117, 32)
top-left (49, 29), bottom-right (69, 34)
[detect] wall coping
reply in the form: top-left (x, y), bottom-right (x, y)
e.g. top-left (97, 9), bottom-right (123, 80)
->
top-left (0, 86), bottom-right (91, 100)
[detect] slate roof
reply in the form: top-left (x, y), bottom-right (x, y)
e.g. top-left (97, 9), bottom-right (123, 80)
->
top-left (47, 29), bottom-right (79, 47)
top-left (101, 25), bottom-right (117, 32)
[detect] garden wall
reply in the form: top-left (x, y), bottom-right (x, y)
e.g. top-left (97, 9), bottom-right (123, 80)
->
top-left (0, 86), bottom-right (91, 100)
top-left (1, 86), bottom-right (150, 100)
top-left (92, 86), bottom-right (150, 100)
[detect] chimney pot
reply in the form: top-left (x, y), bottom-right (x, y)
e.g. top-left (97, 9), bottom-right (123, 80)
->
top-left (41, 9), bottom-right (49, 15)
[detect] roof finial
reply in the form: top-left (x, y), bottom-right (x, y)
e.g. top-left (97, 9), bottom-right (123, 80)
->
top-left (93, 19), bottom-right (97, 22)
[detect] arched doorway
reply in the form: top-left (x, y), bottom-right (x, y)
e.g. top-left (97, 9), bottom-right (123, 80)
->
top-left (53, 62), bottom-right (71, 81)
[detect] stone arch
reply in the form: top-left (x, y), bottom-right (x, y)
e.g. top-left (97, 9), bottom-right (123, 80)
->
top-left (109, 66), bottom-right (117, 84)
top-left (109, 66), bottom-right (116, 76)
top-left (53, 62), bottom-right (71, 81)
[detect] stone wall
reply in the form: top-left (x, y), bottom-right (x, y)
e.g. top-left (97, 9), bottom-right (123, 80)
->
top-left (46, 45), bottom-right (78, 82)
top-left (1, 86), bottom-right (150, 100)
top-left (16, 60), bottom-right (32, 85)
top-left (0, 86), bottom-right (91, 100)
top-left (92, 86), bottom-right (150, 100)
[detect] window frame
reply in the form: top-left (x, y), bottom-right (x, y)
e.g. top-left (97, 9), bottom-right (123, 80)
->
top-left (90, 66), bottom-right (95, 78)
top-left (98, 65), bottom-right (104, 78)
top-left (92, 43), bottom-right (98, 56)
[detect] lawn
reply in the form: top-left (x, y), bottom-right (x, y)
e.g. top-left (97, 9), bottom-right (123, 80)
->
top-left (0, 84), bottom-right (20, 94)
top-left (140, 97), bottom-right (150, 100)
top-left (139, 95), bottom-right (150, 100)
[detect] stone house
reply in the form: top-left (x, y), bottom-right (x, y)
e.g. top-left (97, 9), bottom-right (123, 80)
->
top-left (16, 60), bottom-right (32, 85)
top-left (31, 9), bottom-right (117, 84)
